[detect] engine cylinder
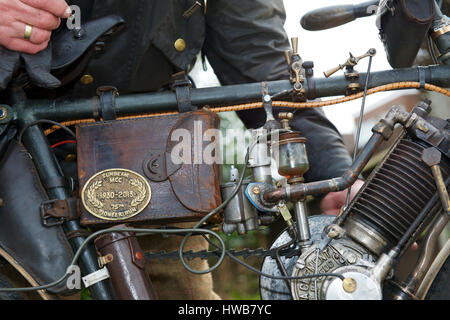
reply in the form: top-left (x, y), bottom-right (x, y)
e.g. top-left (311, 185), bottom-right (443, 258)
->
top-left (345, 136), bottom-right (449, 255)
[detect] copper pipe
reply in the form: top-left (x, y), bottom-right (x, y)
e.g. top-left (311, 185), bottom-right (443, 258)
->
top-left (263, 132), bottom-right (384, 203)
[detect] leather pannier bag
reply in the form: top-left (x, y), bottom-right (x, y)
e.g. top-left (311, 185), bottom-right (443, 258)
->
top-left (0, 141), bottom-right (77, 296)
top-left (378, 0), bottom-right (435, 68)
top-left (76, 110), bottom-right (223, 226)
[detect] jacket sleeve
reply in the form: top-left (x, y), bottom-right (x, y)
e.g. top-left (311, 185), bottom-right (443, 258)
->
top-left (204, 0), bottom-right (352, 181)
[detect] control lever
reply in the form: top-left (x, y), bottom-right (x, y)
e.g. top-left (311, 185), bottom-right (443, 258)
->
top-left (324, 48), bottom-right (376, 78)
top-left (261, 83), bottom-right (281, 131)
top-left (284, 37), bottom-right (306, 99)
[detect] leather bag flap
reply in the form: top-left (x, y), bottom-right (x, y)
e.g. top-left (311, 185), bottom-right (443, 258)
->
top-left (166, 110), bottom-right (222, 213)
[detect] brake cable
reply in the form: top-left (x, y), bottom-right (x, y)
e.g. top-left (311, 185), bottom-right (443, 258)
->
top-left (316, 52), bottom-right (376, 258)
top-left (344, 49), bottom-right (374, 209)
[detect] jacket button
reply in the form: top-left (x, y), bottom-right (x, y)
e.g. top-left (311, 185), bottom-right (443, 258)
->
top-left (80, 74), bottom-right (94, 85)
top-left (174, 38), bottom-right (186, 52)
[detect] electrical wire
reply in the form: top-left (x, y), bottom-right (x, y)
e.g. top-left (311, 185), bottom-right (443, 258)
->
top-left (201, 234), bottom-right (344, 282)
top-left (50, 140), bottom-right (77, 149)
top-left (19, 119), bottom-right (76, 143)
top-left (314, 248), bottom-right (320, 300)
top-left (177, 128), bottom-right (290, 274)
top-left (428, 36), bottom-right (440, 65)
top-left (274, 231), bottom-right (297, 291)
top-left (0, 227), bottom-right (225, 292)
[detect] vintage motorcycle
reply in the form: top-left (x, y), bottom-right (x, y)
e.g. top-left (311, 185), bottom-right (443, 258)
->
top-left (0, 0), bottom-right (448, 300)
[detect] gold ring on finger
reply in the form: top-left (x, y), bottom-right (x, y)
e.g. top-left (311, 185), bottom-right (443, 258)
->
top-left (24, 25), bottom-right (33, 40)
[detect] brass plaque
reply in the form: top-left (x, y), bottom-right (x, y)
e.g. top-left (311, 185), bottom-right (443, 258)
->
top-left (81, 168), bottom-right (151, 221)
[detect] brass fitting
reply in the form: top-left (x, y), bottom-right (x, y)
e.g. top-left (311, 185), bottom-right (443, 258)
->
top-left (278, 112), bottom-right (294, 130)
top-left (342, 277), bottom-right (357, 293)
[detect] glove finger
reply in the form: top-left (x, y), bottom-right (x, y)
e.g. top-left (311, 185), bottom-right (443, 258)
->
top-left (0, 47), bottom-right (21, 90)
top-left (21, 42), bottom-right (61, 89)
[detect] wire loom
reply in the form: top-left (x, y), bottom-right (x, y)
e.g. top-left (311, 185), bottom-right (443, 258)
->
top-left (44, 81), bottom-right (450, 136)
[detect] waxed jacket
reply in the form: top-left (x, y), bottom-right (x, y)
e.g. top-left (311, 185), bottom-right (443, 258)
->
top-left (65, 0), bottom-right (352, 182)
top-left (26, 0), bottom-right (353, 182)
top-left (67, 0), bottom-right (291, 96)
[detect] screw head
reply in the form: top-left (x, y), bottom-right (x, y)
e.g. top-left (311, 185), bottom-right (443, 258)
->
top-left (327, 227), bottom-right (340, 239)
top-left (342, 277), bottom-right (357, 293)
top-left (346, 254), bottom-right (357, 264)
top-left (295, 259), bottom-right (306, 270)
top-left (72, 27), bottom-right (86, 40)
top-left (252, 187), bottom-right (261, 195)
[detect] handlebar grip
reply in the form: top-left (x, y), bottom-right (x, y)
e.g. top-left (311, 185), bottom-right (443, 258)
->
top-left (300, 1), bottom-right (378, 31)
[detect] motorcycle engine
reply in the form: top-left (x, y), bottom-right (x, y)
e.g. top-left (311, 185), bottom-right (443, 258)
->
top-left (260, 215), bottom-right (379, 300)
top-left (261, 129), bottom-right (449, 300)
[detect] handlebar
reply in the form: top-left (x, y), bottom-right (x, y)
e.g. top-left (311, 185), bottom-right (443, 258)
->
top-left (9, 64), bottom-right (450, 124)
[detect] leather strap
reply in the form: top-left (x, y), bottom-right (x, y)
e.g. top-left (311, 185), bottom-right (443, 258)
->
top-left (172, 71), bottom-right (195, 113)
top-left (97, 86), bottom-right (118, 120)
top-left (303, 61), bottom-right (316, 100)
top-left (65, 229), bottom-right (92, 241)
top-left (418, 66), bottom-right (427, 89)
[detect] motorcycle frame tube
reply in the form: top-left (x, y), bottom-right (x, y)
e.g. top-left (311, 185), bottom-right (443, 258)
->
top-left (18, 114), bottom-right (115, 300)
top-left (401, 213), bottom-right (449, 299)
top-left (19, 65), bottom-right (450, 123)
top-left (416, 237), bottom-right (450, 299)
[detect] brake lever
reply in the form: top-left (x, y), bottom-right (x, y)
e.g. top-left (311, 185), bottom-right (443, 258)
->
top-left (324, 48), bottom-right (376, 78)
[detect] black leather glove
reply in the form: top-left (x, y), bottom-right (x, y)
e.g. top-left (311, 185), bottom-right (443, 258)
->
top-left (0, 43), bottom-right (61, 90)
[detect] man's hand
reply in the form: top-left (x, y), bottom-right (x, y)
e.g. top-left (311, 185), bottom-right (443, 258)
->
top-left (320, 179), bottom-right (365, 215)
top-left (0, 0), bottom-right (71, 54)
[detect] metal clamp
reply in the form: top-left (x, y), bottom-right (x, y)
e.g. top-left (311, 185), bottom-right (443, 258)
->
top-left (40, 198), bottom-right (79, 227)
top-left (245, 182), bottom-right (279, 213)
top-left (96, 86), bottom-right (119, 121)
top-left (98, 254), bottom-right (114, 268)
top-left (284, 37), bottom-right (306, 100)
